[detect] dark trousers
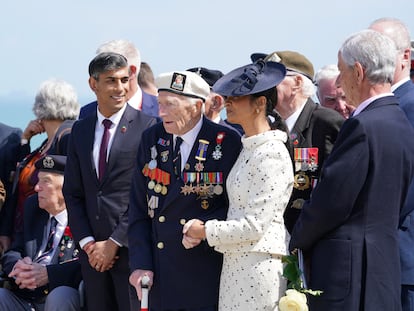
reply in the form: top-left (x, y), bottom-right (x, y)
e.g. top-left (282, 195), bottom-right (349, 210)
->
top-left (80, 248), bottom-right (139, 311)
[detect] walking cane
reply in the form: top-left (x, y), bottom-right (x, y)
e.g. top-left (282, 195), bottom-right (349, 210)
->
top-left (141, 275), bottom-right (150, 311)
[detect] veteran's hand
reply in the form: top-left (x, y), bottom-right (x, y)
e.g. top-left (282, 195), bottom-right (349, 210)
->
top-left (183, 219), bottom-right (206, 240)
top-left (10, 257), bottom-right (48, 289)
top-left (129, 269), bottom-right (154, 301)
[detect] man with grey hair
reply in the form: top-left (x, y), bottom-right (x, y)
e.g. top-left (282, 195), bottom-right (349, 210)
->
top-left (314, 64), bottom-right (355, 118)
top-left (128, 70), bottom-right (241, 310)
top-left (290, 29), bottom-right (414, 311)
top-left (79, 39), bottom-right (159, 118)
top-left (251, 51), bottom-right (344, 233)
top-left (64, 52), bottom-right (158, 311)
top-left (369, 17), bottom-right (414, 311)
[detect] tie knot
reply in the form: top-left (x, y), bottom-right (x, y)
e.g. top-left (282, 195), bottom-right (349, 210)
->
top-left (175, 136), bottom-right (183, 148)
top-left (50, 216), bottom-right (57, 228)
top-left (102, 119), bottom-right (112, 129)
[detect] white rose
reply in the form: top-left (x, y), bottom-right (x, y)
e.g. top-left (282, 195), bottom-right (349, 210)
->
top-left (279, 289), bottom-right (308, 311)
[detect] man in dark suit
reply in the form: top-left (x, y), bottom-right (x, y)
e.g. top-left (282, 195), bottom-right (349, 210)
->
top-left (0, 155), bottom-right (81, 311)
top-left (252, 50), bottom-right (344, 232)
top-left (290, 29), bottom-right (414, 311)
top-left (79, 39), bottom-right (159, 119)
top-left (370, 17), bottom-right (414, 311)
top-left (63, 52), bottom-right (158, 311)
top-left (0, 122), bottom-right (22, 253)
top-left (128, 70), bottom-right (241, 310)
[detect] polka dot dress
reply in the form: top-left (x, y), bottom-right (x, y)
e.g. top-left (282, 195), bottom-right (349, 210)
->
top-left (205, 130), bottom-right (294, 311)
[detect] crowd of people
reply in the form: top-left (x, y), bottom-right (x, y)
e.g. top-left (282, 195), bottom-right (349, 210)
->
top-left (0, 16), bottom-right (414, 311)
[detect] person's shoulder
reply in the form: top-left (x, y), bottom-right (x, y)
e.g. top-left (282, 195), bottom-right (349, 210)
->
top-left (0, 122), bottom-right (22, 137)
top-left (205, 118), bottom-right (242, 142)
top-left (79, 101), bottom-right (97, 119)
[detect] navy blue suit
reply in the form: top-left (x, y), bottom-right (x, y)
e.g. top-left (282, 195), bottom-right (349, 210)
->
top-left (128, 117), bottom-right (241, 310)
top-left (395, 80), bottom-right (414, 311)
top-left (79, 90), bottom-right (159, 119)
top-left (63, 105), bottom-right (158, 311)
top-left (290, 96), bottom-right (414, 311)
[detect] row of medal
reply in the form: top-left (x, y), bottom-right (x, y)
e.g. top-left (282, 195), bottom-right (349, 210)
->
top-left (142, 164), bottom-right (170, 195)
top-left (293, 147), bottom-right (319, 191)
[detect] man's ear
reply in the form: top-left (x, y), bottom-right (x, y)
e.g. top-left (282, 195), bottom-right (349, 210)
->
top-left (129, 65), bottom-right (137, 78)
top-left (354, 62), bottom-right (364, 84)
top-left (211, 95), bottom-right (225, 112)
top-left (89, 77), bottom-right (97, 93)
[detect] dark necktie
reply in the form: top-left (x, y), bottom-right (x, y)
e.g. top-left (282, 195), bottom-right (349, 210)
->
top-left (99, 119), bottom-right (112, 181)
top-left (172, 136), bottom-right (183, 177)
top-left (34, 216), bottom-right (58, 264)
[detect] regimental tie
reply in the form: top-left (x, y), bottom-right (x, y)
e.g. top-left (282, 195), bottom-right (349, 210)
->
top-left (172, 136), bottom-right (183, 178)
top-left (34, 216), bottom-right (58, 264)
top-left (99, 119), bottom-right (112, 181)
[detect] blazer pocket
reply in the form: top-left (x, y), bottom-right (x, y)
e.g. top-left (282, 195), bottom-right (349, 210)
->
top-left (310, 238), bottom-right (351, 301)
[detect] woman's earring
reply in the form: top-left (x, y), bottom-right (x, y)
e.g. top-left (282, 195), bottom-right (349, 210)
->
top-left (256, 109), bottom-right (260, 114)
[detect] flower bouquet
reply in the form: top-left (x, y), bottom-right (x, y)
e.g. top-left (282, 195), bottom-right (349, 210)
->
top-left (278, 251), bottom-right (322, 311)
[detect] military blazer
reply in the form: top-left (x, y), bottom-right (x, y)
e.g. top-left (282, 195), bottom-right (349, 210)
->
top-left (290, 96), bottom-right (414, 311)
top-left (128, 117), bottom-right (241, 310)
top-left (284, 99), bottom-right (344, 233)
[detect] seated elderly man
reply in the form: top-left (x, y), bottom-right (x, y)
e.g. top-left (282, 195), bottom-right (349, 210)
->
top-left (0, 155), bottom-right (81, 311)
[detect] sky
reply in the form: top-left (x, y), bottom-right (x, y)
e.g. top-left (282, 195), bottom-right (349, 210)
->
top-left (1, 0), bottom-right (414, 135)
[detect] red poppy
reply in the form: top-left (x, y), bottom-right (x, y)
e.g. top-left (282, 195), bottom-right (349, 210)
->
top-left (64, 226), bottom-right (73, 239)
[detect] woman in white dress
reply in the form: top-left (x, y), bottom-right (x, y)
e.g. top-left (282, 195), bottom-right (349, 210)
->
top-left (183, 60), bottom-right (294, 311)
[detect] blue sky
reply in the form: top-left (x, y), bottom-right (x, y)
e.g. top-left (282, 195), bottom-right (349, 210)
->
top-left (1, 0), bottom-right (414, 130)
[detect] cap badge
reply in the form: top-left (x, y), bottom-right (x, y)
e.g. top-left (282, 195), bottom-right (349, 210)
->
top-left (43, 156), bottom-right (55, 169)
top-left (170, 72), bottom-right (186, 91)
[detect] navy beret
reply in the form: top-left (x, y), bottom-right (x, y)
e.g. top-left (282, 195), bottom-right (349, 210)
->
top-left (35, 155), bottom-right (66, 175)
top-left (212, 61), bottom-right (286, 97)
top-left (187, 67), bottom-right (224, 88)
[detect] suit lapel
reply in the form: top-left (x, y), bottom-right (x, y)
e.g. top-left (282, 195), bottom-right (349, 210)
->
top-left (101, 106), bottom-right (134, 183)
top-left (291, 99), bottom-right (316, 147)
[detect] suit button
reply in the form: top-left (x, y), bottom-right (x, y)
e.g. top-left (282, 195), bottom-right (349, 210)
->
top-left (158, 216), bottom-right (166, 223)
top-left (180, 219), bottom-right (186, 225)
top-left (157, 242), bottom-right (164, 249)
top-left (95, 215), bottom-right (99, 220)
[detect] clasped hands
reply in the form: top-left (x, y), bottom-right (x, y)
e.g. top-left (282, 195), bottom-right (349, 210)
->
top-left (84, 239), bottom-right (119, 272)
top-left (182, 219), bottom-right (206, 249)
top-left (9, 257), bottom-right (48, 289)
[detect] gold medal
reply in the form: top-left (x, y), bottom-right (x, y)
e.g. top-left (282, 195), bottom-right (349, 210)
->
top-left (154, 183), bottom-right (162, 193)
top-left (161, 185), bottom-right (168, 195)
top-left (148, 180), bottom-right (155, 190)
top-left (201, 200), bottom-right (209, 210)
top-left (294, 173), bottom-right (310, 190)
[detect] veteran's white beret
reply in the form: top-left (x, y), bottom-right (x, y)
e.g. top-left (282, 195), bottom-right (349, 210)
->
top-left (155, 71), bottom-right (210, 101)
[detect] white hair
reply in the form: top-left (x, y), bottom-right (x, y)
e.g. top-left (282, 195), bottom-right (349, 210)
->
top-left (33, 79), bottom-right (80, 120)
top-left (314, 64), bottom-right (340, 85)
top-left (97, 39), bottom-right (141, 73)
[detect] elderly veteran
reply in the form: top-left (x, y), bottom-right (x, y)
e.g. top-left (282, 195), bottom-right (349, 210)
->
top-left (252, 50), bottom-right (344, 233)
top-left (128, 70), bottom-right (242, 311)
top-left (0, 155), bottom-right (81, 311)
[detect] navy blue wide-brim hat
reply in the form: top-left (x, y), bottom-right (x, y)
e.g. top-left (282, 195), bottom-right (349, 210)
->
top-left (212, 61), bottom-right (286, 97)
